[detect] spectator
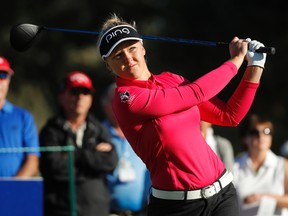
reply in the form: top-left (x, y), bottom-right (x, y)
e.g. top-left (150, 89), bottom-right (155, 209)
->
top-left (39, 71), bottom-right (118, 216)
top-left (0, 55), bottom-right (40, 178)
top-left (233, 113), bottom-right (288, 216)
top-left (101, 82), bottom-right (151, 216)
top-left (200, 121), bottom-right (234, 171)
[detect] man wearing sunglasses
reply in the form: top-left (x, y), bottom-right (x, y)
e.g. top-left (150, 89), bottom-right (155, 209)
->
top-left (233, 114), bottom-right (288, 216)
top-left (39, 71), bottom-right (118, 216)
top-left (0, 56), bottom-right (40, 178)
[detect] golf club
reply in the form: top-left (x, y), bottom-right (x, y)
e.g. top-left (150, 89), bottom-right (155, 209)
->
top-left (10, 23), bottom-right (276, 55)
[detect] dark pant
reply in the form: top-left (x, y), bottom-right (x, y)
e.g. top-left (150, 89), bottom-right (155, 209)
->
top-left (147, 183), bottom-right (239, 216)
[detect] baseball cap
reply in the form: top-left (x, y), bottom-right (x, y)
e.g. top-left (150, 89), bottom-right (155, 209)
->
top-left (0, 56), bottom-right (14, 75)
top-left (61, 71), bottom-right (95, 92)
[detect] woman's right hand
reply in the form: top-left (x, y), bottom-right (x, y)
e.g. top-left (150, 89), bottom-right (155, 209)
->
top-left (228, 36), bottom-right (249, 69)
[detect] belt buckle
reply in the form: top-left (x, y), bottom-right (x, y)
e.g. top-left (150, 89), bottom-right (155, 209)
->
top-left (201, 185), bottom-right (217, 199)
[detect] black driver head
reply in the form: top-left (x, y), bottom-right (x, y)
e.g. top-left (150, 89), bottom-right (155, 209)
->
top-left (10, 24), bottom-right (43, 52)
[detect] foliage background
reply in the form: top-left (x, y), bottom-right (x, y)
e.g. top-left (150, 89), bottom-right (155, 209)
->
top-left (1, 0), bottom-right (287, 155)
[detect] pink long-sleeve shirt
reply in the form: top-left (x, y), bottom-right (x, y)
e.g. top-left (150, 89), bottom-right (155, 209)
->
top-left (112, 61), bottom-right (259, 190)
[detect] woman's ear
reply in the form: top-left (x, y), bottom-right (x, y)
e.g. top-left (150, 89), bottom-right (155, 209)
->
top-left (142, 46), bottom-right (146, 56)
top-left (105, 62), bottom-right (112, 71)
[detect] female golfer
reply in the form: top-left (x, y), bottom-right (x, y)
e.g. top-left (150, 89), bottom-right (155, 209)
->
top-left (97, 13), bottom-right (266, 216)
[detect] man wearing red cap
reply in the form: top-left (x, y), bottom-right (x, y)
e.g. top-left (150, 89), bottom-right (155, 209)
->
top-left (0, 56), bottom-right (40, 178)
top-left (39, 71), bottom-right (118, 216)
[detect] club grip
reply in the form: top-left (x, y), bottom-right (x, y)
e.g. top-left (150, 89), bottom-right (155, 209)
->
top-left (217, 42), bottom-right (276, 55)
top-left (256, 47), bottom-right (276, 55)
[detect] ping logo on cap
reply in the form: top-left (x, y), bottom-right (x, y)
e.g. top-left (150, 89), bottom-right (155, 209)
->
top-left (105, 27), bottom-right (131, 44)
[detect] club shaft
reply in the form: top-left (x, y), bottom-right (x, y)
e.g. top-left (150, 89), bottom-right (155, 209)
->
top-left (44, 27), bottom-right (275, 54)
top-left (45, 27), bottom-right (100, 35)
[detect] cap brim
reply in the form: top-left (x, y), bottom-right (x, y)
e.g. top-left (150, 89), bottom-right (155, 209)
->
top-left (0, 67), bottom-right (14, 75)
top-left (102, 38), bottom-right (143, 59)
top-left (67, 84), bottom-right (94, 92)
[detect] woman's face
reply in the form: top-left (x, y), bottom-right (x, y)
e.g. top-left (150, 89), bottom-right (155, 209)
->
top-left (244, 123), bottom-right (273, 152)
top-left (105, 40), bottom-right (150, 80)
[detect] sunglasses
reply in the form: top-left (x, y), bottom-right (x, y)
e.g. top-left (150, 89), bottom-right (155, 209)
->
top-left (248, 128), bottom-right (272, 137)
top-left (70, 88), bottom-right (92, 96)
top-left (0, 71), bottom-right (9, 79)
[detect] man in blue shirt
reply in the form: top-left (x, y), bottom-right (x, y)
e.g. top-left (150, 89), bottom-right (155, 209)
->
top-left (101, 83), bottom-right (151, 216)
top-left (0, 56), bottom-right (40, 177)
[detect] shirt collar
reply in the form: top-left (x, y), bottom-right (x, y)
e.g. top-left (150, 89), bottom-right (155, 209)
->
top-left (246, 149), bottom-right (277, 169)
top-left (263, 150), bottom-right (278, 167)
top-left (116, 73), bottom-right (162, 88)
top-left (1, 100), bottom-right (13, 113)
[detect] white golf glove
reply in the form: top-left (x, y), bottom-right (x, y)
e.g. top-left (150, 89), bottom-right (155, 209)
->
top-left (245, 38), bottom-right (266, 68)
